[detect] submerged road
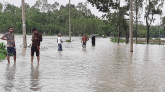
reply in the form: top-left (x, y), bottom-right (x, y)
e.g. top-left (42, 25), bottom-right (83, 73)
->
top-left (0, 35), bottom-right (165, 92)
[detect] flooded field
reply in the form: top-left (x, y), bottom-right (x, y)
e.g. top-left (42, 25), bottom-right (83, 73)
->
top-left (0, 34), bottom-right (165, 92)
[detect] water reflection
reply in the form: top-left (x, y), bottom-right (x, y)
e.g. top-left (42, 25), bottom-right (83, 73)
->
top-left (92, 45), bottom-right (95, 47)
top-left (1, 35), bottom-right (165, 91)
top-left (21, 48), bottom-right (27, 56)
top-left (130, 52), bottom-right (133, 62)
top-left (4, 63), bottom-right (16, 91)
top-left (144, 45), bottom-right (149, 62)
top-left (82, 48), bottom-right (86, 52)
top-left (30, 64), bottom-right (40, 91)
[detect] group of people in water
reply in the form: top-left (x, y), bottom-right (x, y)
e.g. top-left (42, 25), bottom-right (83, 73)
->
top-left (1, 27), bottom-right (90, 63)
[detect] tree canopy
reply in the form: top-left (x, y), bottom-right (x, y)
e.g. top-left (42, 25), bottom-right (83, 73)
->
top-left (0, 1), bottom-right (164, 39)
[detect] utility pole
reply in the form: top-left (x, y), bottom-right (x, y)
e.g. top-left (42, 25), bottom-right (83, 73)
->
top-left (22, 0), bottom-right (27, 48)
top-left (69, 0), bottom-right (71, 41)
top-left (130, 0), bottom-right (133, 52)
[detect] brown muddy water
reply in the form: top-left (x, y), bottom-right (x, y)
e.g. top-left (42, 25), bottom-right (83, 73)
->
top-left (0, 35), bottom-right (165, 92)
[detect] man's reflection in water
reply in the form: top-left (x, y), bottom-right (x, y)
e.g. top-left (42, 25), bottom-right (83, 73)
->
top-left (4, 63), bottom-right (16, 91)
top-left (30, 63), bottom-right (40, 91)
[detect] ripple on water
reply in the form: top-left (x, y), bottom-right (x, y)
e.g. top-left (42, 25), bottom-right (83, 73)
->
top-left (0, 35), bottom-right (165, 91)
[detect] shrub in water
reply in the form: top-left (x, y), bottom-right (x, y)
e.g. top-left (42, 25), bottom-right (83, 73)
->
top-left (0, 42), bottom-right (7, 61)
top-left (66, 40), bottom-right (71, 42)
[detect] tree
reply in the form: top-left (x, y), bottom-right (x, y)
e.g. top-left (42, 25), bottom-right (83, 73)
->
top-left (144, 0), bottom-right (164, 43)
top-left (0, 3), bottom-right (3, 12)
top-left (33, 0), bottom-right (49, 12)
top-left (0, 1), bottom-right (118, 37)
top-left (87, 0), bottom-right (130, 43)
top-left (133, 0), bottom-right (143, 43)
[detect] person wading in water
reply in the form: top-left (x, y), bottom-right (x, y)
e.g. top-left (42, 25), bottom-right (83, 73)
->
top-left (31, 28), bottom-right (42, 63)
top-left (81, 34), bottom-right (89, 48)
top-left (57, 34), bottom-right (63, 51)
top-left (1, 27), bottom-right (16, 63)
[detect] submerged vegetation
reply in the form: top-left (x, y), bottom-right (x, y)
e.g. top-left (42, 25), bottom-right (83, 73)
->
top-left (110, 37), bottom-right (165, 45)
top-left (110, 37), bottom-right (126, 43)
top-left (0, 42), bottom-right (7, 61)
top-left (66, 40), bottom-right (71, 42)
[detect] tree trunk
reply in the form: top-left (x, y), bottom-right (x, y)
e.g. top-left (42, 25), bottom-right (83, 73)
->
top-left (126, 29), bottom-right (129, 44)
top-left (130, 0), bottom-right (133, 52)
top-left (118, 25), bottom-right (120, 44)
top-left (135, 1), bottom-right (138, 44)
top-left (147, 25), bottom-right (150, 44)
top-left (146, 0), bottom-right (150, 44)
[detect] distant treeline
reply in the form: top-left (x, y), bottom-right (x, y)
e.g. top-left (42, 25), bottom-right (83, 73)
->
top-left (0, 1), bottom-right (164, 37)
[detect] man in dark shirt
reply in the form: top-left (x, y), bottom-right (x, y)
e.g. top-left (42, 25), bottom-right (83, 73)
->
top-left (31, 28), bottom-right (42, 63)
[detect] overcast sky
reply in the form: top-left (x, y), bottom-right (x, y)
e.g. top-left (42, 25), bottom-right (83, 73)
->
top-left (0, 0), bottom-right (165, 26)
top-left (0, 0), bottom-right (104, 17)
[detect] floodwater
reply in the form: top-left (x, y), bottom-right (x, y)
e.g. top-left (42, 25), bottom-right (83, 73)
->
top-left (0, 34), bottom-right (165, 92)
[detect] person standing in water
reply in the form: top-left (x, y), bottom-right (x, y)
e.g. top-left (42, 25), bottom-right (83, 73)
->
top-left (57, 34), bottom-right (63, 51)
top-left (81, 34), bottom-right (89, 48)
top-left (1, 27), bottom-right (16, 63)
top-left (31, 28), bottom-right (42, 63)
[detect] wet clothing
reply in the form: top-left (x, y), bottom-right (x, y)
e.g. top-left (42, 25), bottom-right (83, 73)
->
top-left (31, 46), bottom-right (40, 56)
top-left (57, 37), bottom-right (62, 44)
top-left (58, 43), bottom-right (62, 51)
top-left (7, 47), bottom-right (16, 55)
top-left (32, 32), bottom-right (42, 47)
top-left (82, 36), bottom-right (89, 48)
top-left (82, 42), bottom-right (86, 48)
top-left (82, 36), bottom-right (89, 43)
top-left (57, 37), bottom-right (63, 51)
top-left (83, 42), bottom-right (86, 45)
top-left (92, 36), bottom-right (95, 45)
top-left (4, 32), bottom-right (15, 47)
top-left (31, 32), bottom-right (42, 56)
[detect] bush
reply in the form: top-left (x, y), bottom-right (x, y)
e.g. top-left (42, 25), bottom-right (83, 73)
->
top-left (66, 40), bottom-right (71, 42)
top-left (0, 53), bottom-right (6, 60)
top-left (155, 38), bottom-right (161, 40)
top-left (98, 31), bottom-right (105, 36)
top-left (110, 37), bottom-right (126, 43)
top-left (0, 42), bottom-right (5, 50)
top-left (0, 42), bottom-right (7, 61)
top-left (136, 42), bottom-right (146, 44)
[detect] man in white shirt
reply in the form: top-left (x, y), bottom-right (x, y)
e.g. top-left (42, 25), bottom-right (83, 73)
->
top-left (57, 34), bottom-right (63, 51)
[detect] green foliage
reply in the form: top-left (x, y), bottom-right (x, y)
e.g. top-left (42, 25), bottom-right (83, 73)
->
top-left (88, 0), bottom-right (131, 43)
top-left (110, 37), bottom-right (126, 43)
top-left (149, 37), bottom-right (153, 40)
top-left (0, 42), bottom-right (7, 61)
top-left (144, 0), bottom-right (164, 43)
top-left (136, 42), bottom-right (146, 44)
top-left (137, 30), bottom-right (147, 37)
top-left (98, 31), bottom-right (105, 36)
top-left (133, 24), bottom-right (165, 38)
top-left (0, 1), bottom-right (164, 39)
top-left (136, 42), bottom-right (164, 45)
top-left (149, 42), bottom-right (164, 45)
top-left (0, 53), bottom-right (6, 61)
top-left (0, 49), bottom-right (7, 55)
top-left (155, 38), bottom-right (161, 40)
top-left (0, 42), bottom-right (5, 50)
top-left (66, 40), bottom-right (71, 42)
